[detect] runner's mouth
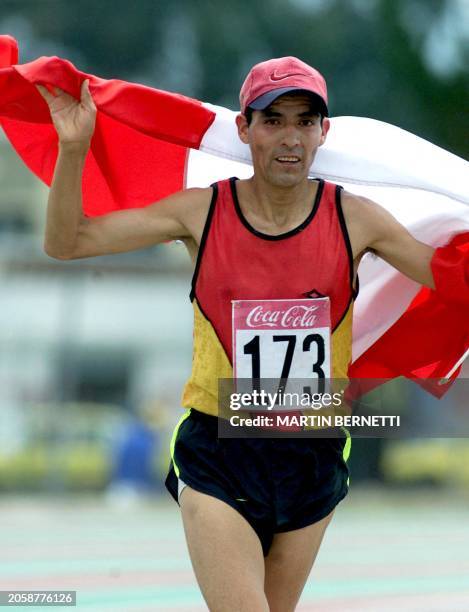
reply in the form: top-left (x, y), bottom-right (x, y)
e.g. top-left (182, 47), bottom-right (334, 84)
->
top-left (275, 156), bottom-right (301, 165)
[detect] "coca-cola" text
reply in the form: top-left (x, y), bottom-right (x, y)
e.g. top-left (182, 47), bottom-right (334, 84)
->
top-left (246, 305), bottom-right (319, 328)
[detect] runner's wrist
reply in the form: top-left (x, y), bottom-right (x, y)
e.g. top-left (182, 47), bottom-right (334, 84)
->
top-left (58, 141), bottom-right (90, 156)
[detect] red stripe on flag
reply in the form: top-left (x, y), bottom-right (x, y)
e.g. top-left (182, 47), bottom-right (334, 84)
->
top-left (0, 52), bottom-right (215, 215)
top-left (349, 232), bottom-right (469, 397)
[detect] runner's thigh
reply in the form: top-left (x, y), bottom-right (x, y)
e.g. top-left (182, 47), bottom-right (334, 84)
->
top-left (180, 486), bottom-right (269, 612)
top-left (264, 509), bottom-right (334, 612)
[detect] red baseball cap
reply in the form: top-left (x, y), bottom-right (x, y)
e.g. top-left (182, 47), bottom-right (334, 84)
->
top-left (239, 56), bottom-right (328, 116)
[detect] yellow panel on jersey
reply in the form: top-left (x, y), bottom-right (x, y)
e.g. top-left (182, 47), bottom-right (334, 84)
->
top-left (181, 299), bottom-right (232, 416)
top-left (332, 302), bottom-right (353, 380)
top-left (181, 298), bottom-right (354, 418)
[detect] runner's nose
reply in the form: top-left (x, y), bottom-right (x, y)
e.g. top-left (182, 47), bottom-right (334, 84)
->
top-left (280, 125), bottom-right (301, 149)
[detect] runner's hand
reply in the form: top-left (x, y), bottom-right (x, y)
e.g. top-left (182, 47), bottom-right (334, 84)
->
top-left (36, 79), bottom-right (96, 148)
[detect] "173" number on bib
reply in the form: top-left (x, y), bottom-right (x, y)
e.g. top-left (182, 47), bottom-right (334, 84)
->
top-left (232, 298), bottom-right (331, 397)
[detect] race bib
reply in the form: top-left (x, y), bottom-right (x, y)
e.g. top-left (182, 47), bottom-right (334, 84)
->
top-left (232, 298), bottom-right (331, 402)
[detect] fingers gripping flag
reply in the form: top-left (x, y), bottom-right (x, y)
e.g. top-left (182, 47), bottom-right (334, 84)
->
top-left (0, 36), bottom-right (468, 393)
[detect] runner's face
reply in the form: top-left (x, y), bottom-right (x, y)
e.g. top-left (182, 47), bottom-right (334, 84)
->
top-left (237, 94), bottom-right (329, 187)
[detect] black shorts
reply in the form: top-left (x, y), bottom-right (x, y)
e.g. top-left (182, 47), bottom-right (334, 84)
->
top-left (165, 408), bottom-right (351, 557)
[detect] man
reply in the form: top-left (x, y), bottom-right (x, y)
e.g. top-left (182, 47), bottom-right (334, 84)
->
top-left (38, 57), bottom-right (436, 611)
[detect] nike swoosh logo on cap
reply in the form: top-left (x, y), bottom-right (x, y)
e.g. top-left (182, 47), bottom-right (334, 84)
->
top-left (270, 70), bottom-right (307, 81)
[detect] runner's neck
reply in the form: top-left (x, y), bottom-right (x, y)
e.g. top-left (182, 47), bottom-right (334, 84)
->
top-left (236, 177), bottom-right (319, 231)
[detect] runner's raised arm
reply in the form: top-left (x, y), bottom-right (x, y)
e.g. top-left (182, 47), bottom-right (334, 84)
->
top-left (38, 80), bottom-right (209, 260)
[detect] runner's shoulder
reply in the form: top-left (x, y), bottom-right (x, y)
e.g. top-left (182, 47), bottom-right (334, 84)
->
top-left (156, 185), bottom-right (213, 214)
top-left (175, 186), bottom-right (214, 229)
top-left (340, 189), bottom-right (410, 257)
top-left (147, 185), bottom-right (214, 244)
top-left (340, 190), bottom-right (389, 229)
top-left (146, 185), bottom-right (213, 228)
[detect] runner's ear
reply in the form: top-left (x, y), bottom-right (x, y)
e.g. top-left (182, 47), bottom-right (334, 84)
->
top-left (236, 113), bottom-right (249, 144)
top-left (319, 117), bottom-right (330, 146)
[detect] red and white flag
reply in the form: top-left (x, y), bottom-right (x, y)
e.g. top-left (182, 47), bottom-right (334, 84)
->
top-left (1, 37), bottom-right (468, 393)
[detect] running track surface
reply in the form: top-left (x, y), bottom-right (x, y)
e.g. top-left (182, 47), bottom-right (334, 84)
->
top-left (1, 486), bottom-right (468, 611)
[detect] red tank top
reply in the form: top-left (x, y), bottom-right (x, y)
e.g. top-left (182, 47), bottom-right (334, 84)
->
top-left (190, 177), bottom-right (356, 363)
